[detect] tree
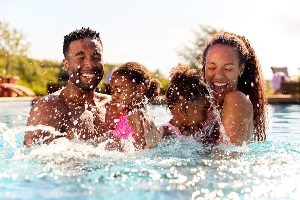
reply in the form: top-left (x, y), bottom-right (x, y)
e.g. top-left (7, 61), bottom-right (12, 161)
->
top-left (151, 69), bottom-right (169, 95)
top-left (177, 25), bottom-right (222, 69)
top-left (0, 21), bottom-right (29, 76)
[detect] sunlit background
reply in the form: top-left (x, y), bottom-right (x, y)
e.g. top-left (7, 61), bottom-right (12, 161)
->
top-left (1, 0), bottom-right (300, 80)
top-left (1, 2), bottom-right (300, 198)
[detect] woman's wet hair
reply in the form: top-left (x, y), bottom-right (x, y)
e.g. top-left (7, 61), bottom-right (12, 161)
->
top-left (113, 62), bottom-right (161, 102)
top-left (201, 32), bottom-right (268, 141)
top-left (63, 27), bottom-right (102, 58)
top-left (166, 64), bottom-right (209, 110)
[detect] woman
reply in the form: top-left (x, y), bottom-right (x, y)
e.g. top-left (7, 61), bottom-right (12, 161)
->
top-left (201, 32), bottom-right (267, 145)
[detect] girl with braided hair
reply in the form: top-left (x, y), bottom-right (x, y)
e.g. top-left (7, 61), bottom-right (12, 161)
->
top-left (105, 62), bottom-right (161, 150)
top-left (159, 64), bottom-right (219, 144)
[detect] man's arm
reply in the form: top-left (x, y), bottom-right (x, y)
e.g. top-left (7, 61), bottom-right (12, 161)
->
top-left (24, 96), bottom-right (67, 146)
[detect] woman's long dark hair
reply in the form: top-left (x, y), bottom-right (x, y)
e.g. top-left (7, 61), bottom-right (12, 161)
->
top-left (201, 32), bottom-right (268, 141)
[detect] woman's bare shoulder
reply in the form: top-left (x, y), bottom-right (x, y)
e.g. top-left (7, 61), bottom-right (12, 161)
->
top-left (221, 90), bottom-right (254, 145)
top-left (224, 90), bottom-right (252, 108)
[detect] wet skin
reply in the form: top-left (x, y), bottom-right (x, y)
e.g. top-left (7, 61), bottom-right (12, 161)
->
top-left (24, 37), bottom-right (110, 146)
top-left (105, 74), bottom-right (160, 149)
top-left (204, 44), bottom-right (253, 145)
top-left (161, 97), bottom-right (210, 138)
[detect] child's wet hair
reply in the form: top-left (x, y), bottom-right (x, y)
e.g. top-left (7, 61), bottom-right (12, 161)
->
top-left (113, 62), bottom-right (161, 102)
top-left (166, 64), bottom-right (209, 109)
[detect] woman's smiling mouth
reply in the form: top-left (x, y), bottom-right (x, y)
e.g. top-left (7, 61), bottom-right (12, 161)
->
top-left (213, 82), bottom-right (227, 94)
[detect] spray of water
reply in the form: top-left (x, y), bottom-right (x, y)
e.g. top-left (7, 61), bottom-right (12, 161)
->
top-left (204, 83), bottom-right (230, 144)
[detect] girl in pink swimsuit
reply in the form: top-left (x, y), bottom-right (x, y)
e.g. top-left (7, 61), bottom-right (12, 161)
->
top-left (105, 62), bottom-right (161, 149)
top-left (159, 64), bottom-right (219, 144)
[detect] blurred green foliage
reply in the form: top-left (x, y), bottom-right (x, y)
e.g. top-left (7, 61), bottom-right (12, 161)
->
top-left (0, 54), bottom-right (170, 96)
top-left (177, 25), bottom-right (222, 69)
top-left (0, 56), bottom-right (62, 96)
top-left (0, 21), bottom-right (170, 96)
top-left (0, 21), bottom-right (29, 76)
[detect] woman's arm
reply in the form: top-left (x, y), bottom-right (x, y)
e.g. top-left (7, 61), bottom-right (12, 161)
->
top-left (220, 91), bottom-right (254, 145)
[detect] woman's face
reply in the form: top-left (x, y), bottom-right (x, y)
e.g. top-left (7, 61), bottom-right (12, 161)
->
top-left (204, 44), bottom-right (242, 103)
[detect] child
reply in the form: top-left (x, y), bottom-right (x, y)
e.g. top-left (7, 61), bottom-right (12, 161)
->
top-left (159, 64), bottom-right (219, 144)
top-left (105, 62), bottom-right (161, 149)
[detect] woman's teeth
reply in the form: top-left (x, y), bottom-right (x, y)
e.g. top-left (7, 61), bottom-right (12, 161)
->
top-left (214, 82), bottom-right (227, 86)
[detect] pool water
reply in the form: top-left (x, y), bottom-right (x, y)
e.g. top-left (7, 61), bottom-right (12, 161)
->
top-left (0, 101), bottom-right (300, 200)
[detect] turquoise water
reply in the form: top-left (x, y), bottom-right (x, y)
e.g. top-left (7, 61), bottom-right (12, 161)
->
top-left (0, 101), bottom-right (300, 200)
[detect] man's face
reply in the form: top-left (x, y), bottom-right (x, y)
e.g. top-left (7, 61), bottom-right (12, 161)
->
top-left (63, 37), bottom-right (104, 91)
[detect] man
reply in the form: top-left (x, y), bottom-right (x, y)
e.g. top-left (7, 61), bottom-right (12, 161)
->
top-left (24, 27), bottom-right (110, 146)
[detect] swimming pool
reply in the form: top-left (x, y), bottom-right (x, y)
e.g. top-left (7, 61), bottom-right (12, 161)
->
top-left (1, 101), bottom-right (300, 199)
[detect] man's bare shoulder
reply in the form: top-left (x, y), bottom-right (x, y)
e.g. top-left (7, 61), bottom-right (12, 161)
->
top-left (32, 94), bottom-right (67, 111)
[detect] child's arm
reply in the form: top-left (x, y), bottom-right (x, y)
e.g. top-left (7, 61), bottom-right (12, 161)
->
top-left (158, 122), bottom-right (182, 140)
top-left (159, 125), bottom-right (177, 139)
top-left (143, 116), bottom-right (161, 149)
top-left (128, 110), bottom-right (160, 149)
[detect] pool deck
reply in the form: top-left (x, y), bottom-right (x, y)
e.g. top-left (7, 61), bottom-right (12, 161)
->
top-left (267, 94), bottom-right (300, 104)
top-left (0, 96), bottom-right (40, 102)
top-left (1, 95), bottom-right (300, 104)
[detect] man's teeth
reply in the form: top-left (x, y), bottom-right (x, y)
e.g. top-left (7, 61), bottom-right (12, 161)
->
top-left (214, 83), bottom-right (227, 86)
top-left (82, 73), bottom-right (95, 78)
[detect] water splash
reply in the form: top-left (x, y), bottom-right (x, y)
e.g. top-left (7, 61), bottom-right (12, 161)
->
top-left (79, 109), bottom-right (94, 131)
top-left (205, 83), bottom-right (230, 144)
top-left (1, 123), bottom-right (17, 148)
top-left (1, 127), bottom-right (300, 200)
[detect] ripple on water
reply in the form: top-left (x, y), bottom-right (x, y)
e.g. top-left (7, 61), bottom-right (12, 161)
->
top-left (1, 129), bottom-right (300, 199)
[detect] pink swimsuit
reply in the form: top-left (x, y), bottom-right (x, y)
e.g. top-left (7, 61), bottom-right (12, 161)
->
top-left (112, 115), bottom-right (136, 140)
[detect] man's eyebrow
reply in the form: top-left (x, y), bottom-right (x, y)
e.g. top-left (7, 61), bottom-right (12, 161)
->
top-left (75, 51), bottom-right (85, 56)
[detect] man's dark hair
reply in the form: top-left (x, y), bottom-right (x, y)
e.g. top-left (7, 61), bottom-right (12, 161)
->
top-left (63, 27), bottom-right (102, 58)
